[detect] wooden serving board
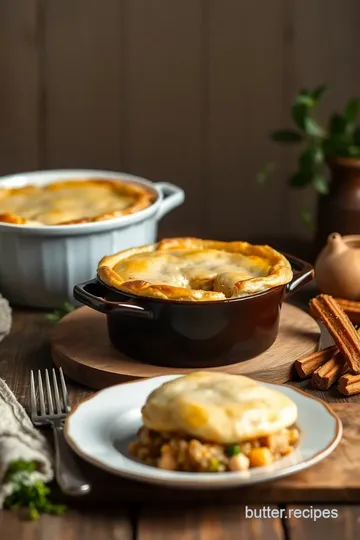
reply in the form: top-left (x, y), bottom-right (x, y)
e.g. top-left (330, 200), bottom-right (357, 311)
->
top-left (51, 303), bottom-right (319, 389)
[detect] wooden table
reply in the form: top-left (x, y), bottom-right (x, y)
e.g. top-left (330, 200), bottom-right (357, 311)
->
top-left (1, 302), bottom-right (360, 540)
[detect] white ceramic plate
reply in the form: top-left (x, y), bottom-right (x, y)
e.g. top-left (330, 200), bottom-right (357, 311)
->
top-left (65, 376), bottom-right (342, 489)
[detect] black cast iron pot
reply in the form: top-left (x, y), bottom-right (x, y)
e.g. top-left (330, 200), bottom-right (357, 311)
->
top-left (73, 254), bottom-right (313, 368)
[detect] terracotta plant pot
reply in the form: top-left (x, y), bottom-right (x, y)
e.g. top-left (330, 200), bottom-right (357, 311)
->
top-left (316, 157), bottom-right (360, 252)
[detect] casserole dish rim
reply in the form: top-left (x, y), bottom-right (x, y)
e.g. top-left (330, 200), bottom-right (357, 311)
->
top-left (0, 169), bottom-right (180, 237)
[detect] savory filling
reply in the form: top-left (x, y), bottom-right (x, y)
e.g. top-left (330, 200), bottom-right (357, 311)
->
top-left (112, 249), bottom-right (269, 297)
top-left (129, 426), bottom-right (299, 473)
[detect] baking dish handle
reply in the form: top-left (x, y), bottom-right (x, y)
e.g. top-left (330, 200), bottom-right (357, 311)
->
top-left (73, 279), bottom-right (153, 318)
top-left (155, 182), bottom-right (185, 221)
top-left (284, 253), bottom-right (314, 298)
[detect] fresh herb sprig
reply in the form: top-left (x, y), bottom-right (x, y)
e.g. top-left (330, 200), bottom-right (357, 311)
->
top-left (3, 460), bottom-right (66, 520)
top-left (46, 301), bottom-right (76, 323)
top-left (258, 85), bottom-right (360, 194)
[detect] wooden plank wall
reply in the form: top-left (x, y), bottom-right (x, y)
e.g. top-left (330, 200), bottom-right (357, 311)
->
top-left (1, 0), bottom-right (360, 242)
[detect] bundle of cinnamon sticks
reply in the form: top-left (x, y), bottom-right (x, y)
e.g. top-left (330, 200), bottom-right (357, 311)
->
top-left (295, 296), bottom-right (360, 395)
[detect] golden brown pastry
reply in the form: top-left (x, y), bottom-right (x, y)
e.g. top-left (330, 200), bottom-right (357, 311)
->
top-left (98, 237), bottom-right (293, 301)
top-left (129, 372), bottom-right (299, 473)
top-left (0, 179), bottom-right (155, 226)
top-left (141, 372), bottom-right (297, 444)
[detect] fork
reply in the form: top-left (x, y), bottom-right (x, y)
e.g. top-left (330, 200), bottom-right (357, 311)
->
top-left (30, 368), bottom-right (91, 496)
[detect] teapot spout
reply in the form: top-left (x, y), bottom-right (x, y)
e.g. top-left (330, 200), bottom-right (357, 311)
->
top-left (326, 232), bottom-right (348, 255)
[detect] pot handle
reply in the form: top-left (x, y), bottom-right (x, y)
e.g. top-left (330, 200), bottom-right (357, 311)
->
top-left (73, 279), bottom-right (153, 318)
top-left (155, 182), bottom-right (185, 221)
top-left (284, 253), bottom-right (314, 298)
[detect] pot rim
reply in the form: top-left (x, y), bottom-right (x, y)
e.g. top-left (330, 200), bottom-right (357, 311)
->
top-left (96, 275), bottom-right (287, 306)
top-left (0, 169), bottom-right (182, 237)
top-left (327, 156), bottom-right (360, 169)
top-left (92, 251), bottom-right (313, 307)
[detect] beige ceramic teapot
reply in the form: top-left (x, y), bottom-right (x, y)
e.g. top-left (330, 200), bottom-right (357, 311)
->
top-left (315, 232), bottom-right (360, 300)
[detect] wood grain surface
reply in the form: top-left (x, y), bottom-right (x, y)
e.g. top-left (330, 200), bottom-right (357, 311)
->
top-left (1, 308), bottom-right (360, 538)
top-left (50, 303), bottom-right (319, 389)
top-left (44, 0), bottom-right (123, 171)
top-left (2, 505), bottom-right (360, 539)
top-left (0, 509), bottom-right (133, 540)
top-left (286, 505), bottom-right (360, 540)
top-left (0, 0), bottom-right (40, 173)
top-left (137, 505), bottom-right (285, 540)
top-left (0, 309), bottom-right (360, 505)
top-left (2, 1), bottom-right (360, 243)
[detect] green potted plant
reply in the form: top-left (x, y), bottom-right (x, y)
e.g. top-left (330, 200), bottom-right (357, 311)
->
top-left (259, 85), bottom-right (360, 250)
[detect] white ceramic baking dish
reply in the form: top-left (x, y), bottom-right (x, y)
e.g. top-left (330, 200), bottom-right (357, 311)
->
top-left (0, 169), bottom-right (185, 308)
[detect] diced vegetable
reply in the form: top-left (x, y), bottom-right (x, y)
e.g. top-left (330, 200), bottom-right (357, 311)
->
top-left (208, 457), bottom-right (220, 472)
top-left (249, 447), bottom-right (273, 467)
top-left (228, 453), bottom-right (250, 471)
top-left (226, 444), bottom-right (241, 457)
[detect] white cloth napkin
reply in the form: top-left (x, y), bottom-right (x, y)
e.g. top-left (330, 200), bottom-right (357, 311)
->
top-left (0, 378), bottom-right (54, 507)
top-left (0, 295), bottom-right (53, 508)
top-left (0, 294), bottom-right (12, 342)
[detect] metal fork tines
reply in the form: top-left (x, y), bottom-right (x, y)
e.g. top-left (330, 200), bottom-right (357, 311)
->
top-left (30, 368), bottom-right (70, 424)
top-left (30, 368), bottom-right (91, 496)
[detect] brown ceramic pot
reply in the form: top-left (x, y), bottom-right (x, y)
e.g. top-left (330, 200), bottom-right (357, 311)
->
top-left (316, 157), bottom-right (360, 252)
top-left (73, 254), bottom-right (313, 368)
top-left (315, 232), bottom-right (360, 300)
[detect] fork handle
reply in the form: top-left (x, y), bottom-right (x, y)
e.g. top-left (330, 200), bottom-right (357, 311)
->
top-left (53, 425), bottom-right (91, 496)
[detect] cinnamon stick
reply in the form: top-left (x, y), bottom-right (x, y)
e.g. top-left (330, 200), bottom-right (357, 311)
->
top-left (294, 345), bottom-right (337, 379)
top-left (311, 352), bottom-right (346, 390)
top-left (338, 373), bottom-right (360, 396)
top-left (309, 295), bottom-right (360, 374)
top-left (334, 298), bottom-right (360, 326)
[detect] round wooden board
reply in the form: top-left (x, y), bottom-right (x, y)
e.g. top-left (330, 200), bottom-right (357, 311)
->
top-left (51, 304), bottom-right (320, 389)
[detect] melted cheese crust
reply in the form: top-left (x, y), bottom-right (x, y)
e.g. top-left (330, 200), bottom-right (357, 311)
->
top-left (141, 372), bottom-right (298, 444)
top-left (98, 237), bottom-right (293, 301)
top-left (0, 179), bottom-right (155, 225)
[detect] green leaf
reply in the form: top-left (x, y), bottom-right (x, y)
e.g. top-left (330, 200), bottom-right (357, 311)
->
top-left (291, 87), bottom-right (326, 131)
top-left (312, 174), bottom-right (329, 194)
top-left (289, 172), bottom-right (312, 188)
top-left (323, 134), bottom-right (350, 156)
top-left (291, 102), bottom-right (309, 130)
top-left (4, 460), bottom-right (37, 482)
top-left (4, 460), bottom-right (66, 520)
top-left (29, 503), bottom-right (40, 521)
top-left (256, 162), bottom-right (277, 184)
top-left (344, 98), bottom-right (360, 123)
top-left (271, 130), bottom-right (303, 143)
top-left (304, 117), bottom-right (325, 137)
top-left (354, 127), bottom-right (360, 145)
top-left (311, 84), bottom-right (327, 101)
top-left (294, 91), bottom-right (315, 108)
top-left (301, 206), bottom-right (314, 231)
top-left (346, 145), bottom-right (360, 158)
top-left (46, 302), bottom-right (76, 323)
top-left (329, 113), bottom-right (348, 135)
top-left (299, 145), bottom-right (324, 173)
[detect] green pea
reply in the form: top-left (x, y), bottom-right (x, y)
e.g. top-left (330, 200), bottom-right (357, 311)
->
top-left (226, 445), bottom-right (241, 457)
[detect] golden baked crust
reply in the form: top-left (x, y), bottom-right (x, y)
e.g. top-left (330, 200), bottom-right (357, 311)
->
top-left (0, 179), bottom-right (155, 226)
top-left (141, 372), bottom-right (298, 444)
top-left (98, 237), bottom-right (293, 301)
